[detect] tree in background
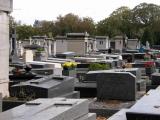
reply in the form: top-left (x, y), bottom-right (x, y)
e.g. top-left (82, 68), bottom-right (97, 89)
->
top-left (14, 3), bottom-right (160, 45)
top-left (54, 13), bottom-right (95, 36)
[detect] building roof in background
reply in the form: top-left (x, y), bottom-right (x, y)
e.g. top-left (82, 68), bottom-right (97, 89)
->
top-left (95, 36), bottom-right (109, 39)
top-left (66, 32), bottom-right (89, 37)
top-left (24, 44), bottom-right (43, 50)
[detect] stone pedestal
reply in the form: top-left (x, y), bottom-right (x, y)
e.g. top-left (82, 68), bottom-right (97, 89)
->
top-left (0, 12), bottom-right (9, 97)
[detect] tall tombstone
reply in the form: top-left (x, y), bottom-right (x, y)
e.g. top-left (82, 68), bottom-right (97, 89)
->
top-left (97, 72), bottom-right (136, 101)
top-left (0, 0), bottom-right (13, 97)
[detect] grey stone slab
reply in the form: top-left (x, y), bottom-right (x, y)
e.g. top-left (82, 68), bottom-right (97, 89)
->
top-left (74, 82), bottom-right (97, 98)
top-left (97, 72), bottom-right (136, 101)
top-left (75, 113), bottom-right (96, 120)
top-left (107, 109), bottom-right (127, 120)
top-left (126, 90), bottom-right (160, 120)
top-left (0, 98), bottom-right (89, 120)
top-left (60, 91), bottom-right (80, 99)
top-left (0, 0), bottom-right (12, 12)
top-left (151, 73), bottom-right (160, 85)
top-left (86, 68), bottom-right (140, 82)
top-left (10, 75), bottom-right (75, 98)
top-left (137, 80), bottom-right (146, 91)
top-left (31, 68), bottom-right (54, 75)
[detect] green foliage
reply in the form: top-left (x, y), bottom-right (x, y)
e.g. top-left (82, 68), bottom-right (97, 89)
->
top-left (11, 3), bottom-right (160, 45)
top-left (16, 25), bottom-right (35, 40)
top-left (89, 63), bottom-right (110, 71)
top-left (36, 47), bottom-right (44, 52)
top-left (54, 13), bottom-right (96, 35)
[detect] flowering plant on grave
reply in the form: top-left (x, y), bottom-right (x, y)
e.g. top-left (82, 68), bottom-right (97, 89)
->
top-left (144, 61), bottom-right (155, 68)
top-left (62, 62), bottom-right (77, 70)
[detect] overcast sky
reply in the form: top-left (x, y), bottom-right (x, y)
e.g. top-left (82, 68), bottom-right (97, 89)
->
top-left (12, 0), bottom-right (160, 25)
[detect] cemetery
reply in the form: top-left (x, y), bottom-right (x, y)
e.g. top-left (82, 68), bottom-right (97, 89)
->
top-left (1, 0), bottom-right (160, 120)
top-left (5, 32), bottom-right (160, 119)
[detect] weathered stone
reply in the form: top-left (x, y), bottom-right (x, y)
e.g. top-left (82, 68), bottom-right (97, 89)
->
top-left (10, 75), bottom-right (75, 98)
top-left (86, 68), bottom-right (141, 82)
top-left (0, 0), bottom-right (12, 12)
top-left (97, 72), bottom-right (136, 101)
top-left (0, 98), bottom-right (91, 120)
top-left (0, 12), bottom-right (10, 97)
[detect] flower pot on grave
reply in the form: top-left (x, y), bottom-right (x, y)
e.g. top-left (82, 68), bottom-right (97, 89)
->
top-left (34, 51), bottom-right (47, 61)
top-left (145, 61), bottom-right (156, 76)
top-left (62, 69), bottom-right (76, 77)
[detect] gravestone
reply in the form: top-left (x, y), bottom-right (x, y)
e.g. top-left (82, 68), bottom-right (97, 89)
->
top-left (134, 53), bottom-right (145, 60)
top-left (23, 50), bottom-right (33, 63)
top-left (76, 63), bottom-right (89, 82)
top-left (151, 73), bottom-right (160, 85)
top-left (97, 72), bottom-right (136, 101)
top-left (86, 68), bottom-right (141, 82)
top-left (126, 90), bottom-right (160, 120)
top-left (0, 98), bottom-right (96, 120)
top-left (10, 75), bottom-right (75, 98)
top-left (122, 53), bottom-right (133, 62)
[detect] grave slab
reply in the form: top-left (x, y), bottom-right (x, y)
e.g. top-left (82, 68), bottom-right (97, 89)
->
top-left (0, 98), bottom-right (91, 120)
top-left (10, 75), bottom-right (75, 98)
top-left (126, 90), bottom-right (160, 120)
top-left (97, 72), bottom-right (136, 101)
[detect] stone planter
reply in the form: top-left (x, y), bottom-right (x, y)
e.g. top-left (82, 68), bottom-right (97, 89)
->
top-left (34, 51), bottom-right (47, 61)
top-left (62, 69), bottom-right (76, 77)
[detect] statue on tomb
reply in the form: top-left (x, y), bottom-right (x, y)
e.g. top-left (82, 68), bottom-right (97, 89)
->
top-left (146, 41), bottom-right (150, 50)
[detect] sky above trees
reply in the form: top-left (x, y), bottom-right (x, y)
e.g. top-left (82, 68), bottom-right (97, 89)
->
top-left (12, 0), bottom-right (160, 25)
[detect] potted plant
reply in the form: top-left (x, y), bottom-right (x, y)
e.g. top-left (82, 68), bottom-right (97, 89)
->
top-left (144, 61), bottom-right (156, 76)
top-left (62, 62), bottom-right (77, 77)
top-left (34, 47), bottom-right (47, 61)
top-left (89, 63), bottom-right (110, 71)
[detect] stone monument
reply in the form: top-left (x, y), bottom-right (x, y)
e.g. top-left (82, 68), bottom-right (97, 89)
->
top-left (0, 0), bottom-right (13, 97)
